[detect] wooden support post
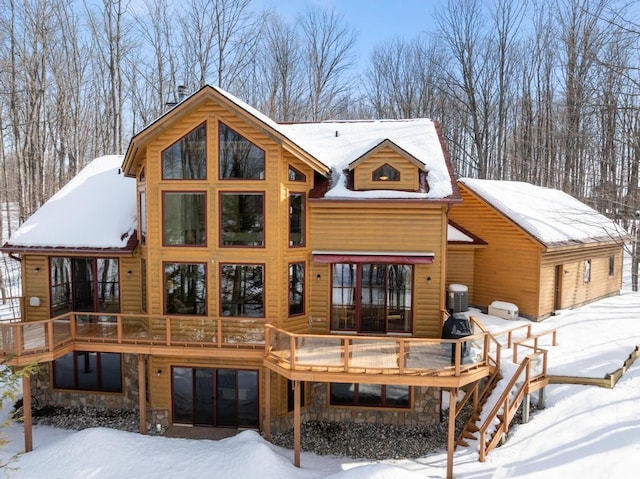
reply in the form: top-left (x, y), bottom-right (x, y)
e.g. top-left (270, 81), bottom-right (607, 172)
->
top-left (522, 393), bottom-right (530, 423)
top-left (138, 354), bottom-right (147, 435)
top-left (264, 369), bottom-right (271, 441)
top-left (538, 387), bottom-right (546, 409)
top-left (294, 380), bottom-right (301, 468)
top-left (23, 374), bottom-right (33, 452)
top-left (447, 388), bottom-right (457, 479)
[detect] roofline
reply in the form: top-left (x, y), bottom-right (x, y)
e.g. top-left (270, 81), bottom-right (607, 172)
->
top-left (122, 85), bottom-right (331, 178)
top-left (434, 120), bottom-right (462, 203)
top-left (458, 180), bottom-right (628, 249)
top-left (1, 232), bottom-right (139, 256)
top-left (347, 139), bottom-right (426, 171)
top-left (448, 219), bottom-right (487, 245)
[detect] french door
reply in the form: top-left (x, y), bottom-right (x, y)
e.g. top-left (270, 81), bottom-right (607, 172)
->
top-left (331, 263), bottom-right (413, 334)
top-left (171, 367), bottom-right (258, 428)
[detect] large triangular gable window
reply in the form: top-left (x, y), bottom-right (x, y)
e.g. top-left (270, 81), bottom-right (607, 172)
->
top-left (162, 123), bottom-right (207, 179)
top-left (372, 163), bottom-right (400, 182)
top-left (219, 122), bottom-right (265, 179)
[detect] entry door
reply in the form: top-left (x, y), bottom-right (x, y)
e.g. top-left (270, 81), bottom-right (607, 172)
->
top-left (554, 265), bottom-right (563, 312)
top-left (171, 367), bottom-right (258, 427)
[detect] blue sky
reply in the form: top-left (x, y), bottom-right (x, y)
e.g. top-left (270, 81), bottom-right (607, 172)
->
top-left (258, 0), bottom-right (442, 66)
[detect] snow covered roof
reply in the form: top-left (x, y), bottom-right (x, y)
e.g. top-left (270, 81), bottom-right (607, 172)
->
top-left (2, 156), bottom-right (137, 252)
top-left (459, 178), bottom-right (628, 247)
top-left (279, 120), bottom-right (453, 199)
top-left (124, 86), bottom-right (457, 200)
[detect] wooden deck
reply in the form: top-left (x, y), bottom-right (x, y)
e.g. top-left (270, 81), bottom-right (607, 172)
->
top-left (0, 312), bottom-right (266, 365)
top-left (264, 325), bottom-right (492, 388)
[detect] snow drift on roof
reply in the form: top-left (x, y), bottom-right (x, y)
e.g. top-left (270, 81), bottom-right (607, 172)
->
top-left (6, 155), bottom-right (136, 249)
top-left (460, 178), bottom-right (628, 245)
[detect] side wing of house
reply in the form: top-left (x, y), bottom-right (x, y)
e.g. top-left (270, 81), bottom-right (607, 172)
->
top-left (448, 185), bottom-right (543, 319)
top-left (539, 244), bottom-right (624, 315)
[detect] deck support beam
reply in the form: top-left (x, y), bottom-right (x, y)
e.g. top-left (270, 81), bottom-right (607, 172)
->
top-left (294, 379), bottom-right (301, 467)
top-left (447, 388), bottom-right (457, 479)
top-left (138, 354), bottom-right (147, 435)
top-left (22, 374), bottom-right (33, 452)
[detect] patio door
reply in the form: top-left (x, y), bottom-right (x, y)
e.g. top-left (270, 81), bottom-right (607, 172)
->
top-left (171, 367), bottom-right (258, 428)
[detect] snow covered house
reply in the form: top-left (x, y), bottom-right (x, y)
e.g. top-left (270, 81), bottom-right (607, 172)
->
top-left (0, 84), bottom-right (623, 475)
top-left (448, 178), bottom-right (628, 320)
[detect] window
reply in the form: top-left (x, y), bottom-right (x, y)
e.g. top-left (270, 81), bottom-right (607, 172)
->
top-left (162, 192), bottom-right (206, 246)
top-left (288, 166), bottom-right (306, 182)
top-left (162, 123), bottom-right (206, 179)
top-left (53, 352), bottom-right (122, 392)
top-left (609, 255), bottom-right (615, 277)
top-left (331, 263), bottom-right (412, 333)
top-left (289, 193), bottom-right (305, 246)
top-left (164, 262), bottom-right (206, 315)
top-left (372, 164), bottom-right (400, 182)
top-left (139, 190), bottom-right (147, 245)
top-left (220, 193), bottom-right (264, 246)
top-left (584, 260), bottom-right (591, 283)
top-left (330, 383), bottom-right (409, 408)
top-left (220, 264), bottom-right (264, 317)
top-left (287, 380), bottom-right (305, 412)
top-left (289, 263), bottom-right (305, 316)
top-left (219, 122), bottom-right (265, 179)
top-left (50, 258), bottom-right (120, 316)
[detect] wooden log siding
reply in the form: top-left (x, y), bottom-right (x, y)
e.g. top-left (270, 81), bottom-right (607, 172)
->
top-left (22, 255), bottom-right (50, 322)
top-left (309, 203), bottom-right (448, 338)
top-left (449, 188), bottom-right (543, 317)
top-left (539, 246), bottom-right (623, 314)
top-left (353, 147), bottom-right (419, 191)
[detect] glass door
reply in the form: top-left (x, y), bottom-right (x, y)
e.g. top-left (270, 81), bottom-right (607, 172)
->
top-left (171, 367), bottom-right (258, 428)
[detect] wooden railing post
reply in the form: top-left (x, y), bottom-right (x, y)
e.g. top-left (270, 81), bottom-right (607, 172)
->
top-left (70, 313), bottom-right (77, 338)
top-left (117, 314), bottom-right (123, 343)
top-left (166, 317), bottom-right (172, 346)
top-left (47, 321), bottom-right (54, 352)
top-left (289, 335), bottom-right (296, 370)
top-left (398, 340), bottom-right (405, 374)
top-left (217, 317), bottom-right (223, 347)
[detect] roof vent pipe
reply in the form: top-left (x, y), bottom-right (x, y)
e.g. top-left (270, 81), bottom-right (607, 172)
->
top-left (335, 130), bottom-right (339, 137)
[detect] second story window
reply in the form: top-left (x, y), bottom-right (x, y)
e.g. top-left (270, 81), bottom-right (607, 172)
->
top-left (289, 193), bottom-right (305, 246)
top-left (220, 193), bottom-right (264, 247)
top-left (220, 264), bottom-right (264, 317)
top-left (164, 262), bottom-right (206, 315)
top-left (50, 257), bottom-right (120, 316)
top-left (289, 262), bottom-right (305, 316)
top-left (162, 123), bottom-right (207, 180)
top-left (162, 192), bottom-right (206, 246)
top-left (219, 122), bottom-right (265, 179)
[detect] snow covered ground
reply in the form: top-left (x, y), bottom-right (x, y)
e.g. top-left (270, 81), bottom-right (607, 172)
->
top-left (0, 287), bottom-right (638, 478)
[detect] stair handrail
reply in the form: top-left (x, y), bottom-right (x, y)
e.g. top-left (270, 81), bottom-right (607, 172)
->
top-left (477, 355), bottom-right (532, 462)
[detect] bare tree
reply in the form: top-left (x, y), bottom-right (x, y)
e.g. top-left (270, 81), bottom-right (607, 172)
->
top-left (300, 6), bottom-right (357, 121)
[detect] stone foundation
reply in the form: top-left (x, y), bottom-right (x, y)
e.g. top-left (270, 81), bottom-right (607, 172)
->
top-left (30, 353), bottom-right (139, 411)
top-left (271, 382), bottom-right (441, 433)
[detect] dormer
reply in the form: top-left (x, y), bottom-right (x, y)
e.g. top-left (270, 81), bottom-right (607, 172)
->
top-left (348, 139), bottom-right (424, 191)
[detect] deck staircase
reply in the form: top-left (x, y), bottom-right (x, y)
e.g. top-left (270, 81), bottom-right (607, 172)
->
top-left (456, 318), bottom-right (556, 461)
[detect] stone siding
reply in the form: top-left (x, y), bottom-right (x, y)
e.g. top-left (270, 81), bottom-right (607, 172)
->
top-left (271, 382), bottom-right (441, 433)
top-left (30, 354), bottom-right (139, 410)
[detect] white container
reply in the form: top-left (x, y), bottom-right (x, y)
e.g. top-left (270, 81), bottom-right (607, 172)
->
top-left (488, 300), bottom-right (519, 320)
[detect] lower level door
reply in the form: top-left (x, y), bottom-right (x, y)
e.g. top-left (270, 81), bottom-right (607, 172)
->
top-left (172, 367), bottom-right (258, 428)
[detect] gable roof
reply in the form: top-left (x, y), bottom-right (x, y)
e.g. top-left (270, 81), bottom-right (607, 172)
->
top-left (1, 156), bottom-right (137, 253)
top-left (459, 178), bottom-right (628, 247)
top-left (123, 85), bottom-right (457, 201)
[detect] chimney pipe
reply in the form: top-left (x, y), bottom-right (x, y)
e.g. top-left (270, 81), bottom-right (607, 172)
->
top-left (177, 85), bottom-right (189, 102)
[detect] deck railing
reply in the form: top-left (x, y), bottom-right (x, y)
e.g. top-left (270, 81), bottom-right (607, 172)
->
top-left (0, 312), bottom-right (267, 360)
top-left (265, 325), bottom-right (490, 376)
